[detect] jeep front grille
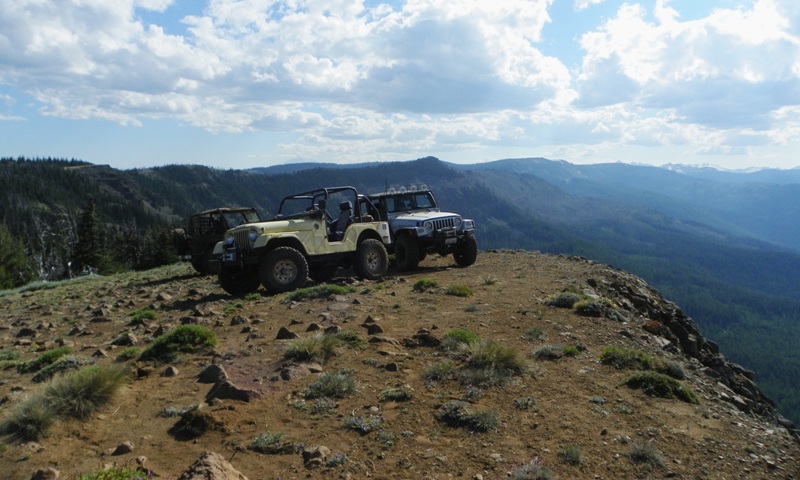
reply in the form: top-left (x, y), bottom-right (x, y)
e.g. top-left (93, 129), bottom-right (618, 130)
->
top-left (431, 218), bottom-right (456, 231)
top-left (232, 230), bottom-right (252, 251)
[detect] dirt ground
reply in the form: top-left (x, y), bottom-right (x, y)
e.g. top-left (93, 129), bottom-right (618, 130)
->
top-left (1, 251), bottom-right (798, 479)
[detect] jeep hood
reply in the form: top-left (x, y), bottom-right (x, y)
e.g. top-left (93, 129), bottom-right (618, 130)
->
top-left (234, 218), bottom-right (316, 234)
top-left (390, 211), bottom-right (460, 221)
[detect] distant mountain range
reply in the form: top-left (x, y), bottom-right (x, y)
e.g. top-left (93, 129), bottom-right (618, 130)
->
top-left (2, 155), bottom-right (800, 424)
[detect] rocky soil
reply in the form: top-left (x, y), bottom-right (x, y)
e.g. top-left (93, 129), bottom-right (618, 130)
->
top-left (1, 251), bottom-right (798, 479)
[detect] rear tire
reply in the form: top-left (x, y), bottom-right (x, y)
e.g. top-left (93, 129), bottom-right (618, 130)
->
top-left (453, 233), bottom-right (478, 267)
top-left (353, 239), bottom-right (388, 280)
top-left (219, 267), bottom-right (260, 295)
top-left (395, 234), bottom-right (420, 271)
top-left (260, 247), bottom-right (309, 293)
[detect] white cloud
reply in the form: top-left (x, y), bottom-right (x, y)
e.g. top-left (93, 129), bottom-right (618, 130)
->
top-left (2, 0), bottom-right (800, 168)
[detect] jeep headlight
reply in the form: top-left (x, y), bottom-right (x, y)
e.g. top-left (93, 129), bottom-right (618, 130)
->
top-left (423, 221), bottom-right (433, 231)
top-left (248, 228), bottom-right (259, 242)
top-left (225, 232), bottom-right (235, 245)
top-left (453, 217), bottom-right (462, 227)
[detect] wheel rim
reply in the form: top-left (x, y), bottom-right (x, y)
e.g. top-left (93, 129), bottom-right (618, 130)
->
top-left (273, 259), bottom-right (297, 284)
top-left (365, 249), bottom-right (381, 272)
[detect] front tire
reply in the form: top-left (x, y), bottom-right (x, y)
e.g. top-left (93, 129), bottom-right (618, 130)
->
top-left (353, 239), bottom-right (388, 280)
top-left (219, 267), bottom-right (260, 295)
top-left (395, 234), bottom-right (420, 271)
top-left (453, 233), bottom-right (478, 267)
top-left (260, 247), bottom-right (309, 293)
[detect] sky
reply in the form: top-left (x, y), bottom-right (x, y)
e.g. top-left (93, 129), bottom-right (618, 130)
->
top-left (2, 0), bottom-right (800, 170)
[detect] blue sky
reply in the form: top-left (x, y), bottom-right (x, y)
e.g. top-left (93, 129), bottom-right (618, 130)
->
top-left (2, 0), bottom-right (799, 170)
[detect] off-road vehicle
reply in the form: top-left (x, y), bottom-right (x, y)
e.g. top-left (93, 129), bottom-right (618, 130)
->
top-left (214, 186), bottom-right (391, 295)
top-left (173, 207), bottom-right (261, 275)
top-left (368, 186), bottom-right (477, 270)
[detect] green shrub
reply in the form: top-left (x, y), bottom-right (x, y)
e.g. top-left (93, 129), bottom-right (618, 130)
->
top-left (378, 387), bottom-right (413, 402)
top-left (522, 327), bottom-right (545, 340)
top-left (342, 414), bottom-right (385, 434)
top-left (304, 370), bottom-right (356, 399)
top-left (601, 346), bottom-right (685, 379)
top-left (0, 350), bottom-right (20, 361)
top-left (244, 292), bottom-right (262, 301)
top-left (626, 441), bottom-right (665, 465)
top-left (18, 346), bottom-right (73, 374)
top-left (558, 444), bottom-right (583, 466)
top-left (543, 291), bottom-right (582, 308)
top-left (445, 284), bottom-right (474, 297)
top-left (413, 278), bottom-right (439, 292)
top-left (443, 329), bottom-right (481, 345)
top-left (334, 330), bottom-right (366, 349)
top-left (0, 350), bottom-right (23, 370)
top-left (284, 284), bottom-right (354, 302)
top-left (129, 306), bottom-right (157, 323)
top-left (465, 341), bottom-right (527, 376)
top-left (440, 329), bottom-right (480, 352)
top-left (422, 360), bottom-right (457, 382)
top-left (309, 397), bottom-right (338, 416)
top-left (509, 459), bottom-right (553, 480)
top-left (463, 304), bottom-right (479, 312)
top-left (531, 345), bottom-right (565, 361)
top-left (480, 275), bottom-right (498, 285)
top-left (326, 451), bottom-right (348, 467)
top-left (115, 347), bottom-right (140, 362)
top-left (435, 400), bottom-right (499, 432)
top-left (75, 465), bottom-right (150, 480)
top-left (138, 325), bottom-right (217, 362)
top-left (376, 430), bottom-right (397, 449)
top-left (623, 371), bottom-right (699, 404)
top-left (465, 409), bottom-right (499, 432)
top-left (248, 432), bottom-right (297, 454)
top-left (31, 356), bottom-right (88, 383)
top-left (514, 397), bottom-right (537, 410)
top-left (563, 345), bottom-right (580, 357)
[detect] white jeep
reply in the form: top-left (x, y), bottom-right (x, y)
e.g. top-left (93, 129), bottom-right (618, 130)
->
top-left (368, 186), bottom-right (477, 271)
top-left (214, 186), bottom-right (391, 295)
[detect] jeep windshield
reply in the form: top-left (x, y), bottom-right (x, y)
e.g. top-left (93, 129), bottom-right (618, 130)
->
top-left (383, 192), bottom-right (437, 213)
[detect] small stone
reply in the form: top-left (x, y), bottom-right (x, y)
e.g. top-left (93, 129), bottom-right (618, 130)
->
top-left (161, 366), bottom-right (179, 377)
top-left (29, 468), bottom-right (59, 480)
top-left (302, 445), bottom-right (331, 469)
top-left (275, 327), bottom-right (298, 340)
top-left (111, 440), bottom-right (134, 455)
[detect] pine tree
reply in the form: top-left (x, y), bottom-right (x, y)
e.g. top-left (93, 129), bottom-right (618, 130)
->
top-left (73, 195), bottom-right (102, 274)
top-left (0, 223), bottom-right (31, 288)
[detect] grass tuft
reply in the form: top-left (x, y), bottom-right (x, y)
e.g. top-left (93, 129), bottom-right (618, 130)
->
top-left (283, 284), bottom-right (354, 303)
top-left (0, 365), bottom-right (127, 441)
top-left (75, 465), bottom-right (151, 480)
top-left (413, 278), bottom-right (439, 292)
top-left (249, 432), bottom-right (298, 454)
top-left (445, 284), bottom-right (474, 297)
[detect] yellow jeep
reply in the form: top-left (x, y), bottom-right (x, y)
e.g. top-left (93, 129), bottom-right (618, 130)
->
top-left (213, 186), bottom-right (391, 295)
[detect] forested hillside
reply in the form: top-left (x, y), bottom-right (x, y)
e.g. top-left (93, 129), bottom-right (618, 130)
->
top-left (1, 155), bottom-right (799, 425)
